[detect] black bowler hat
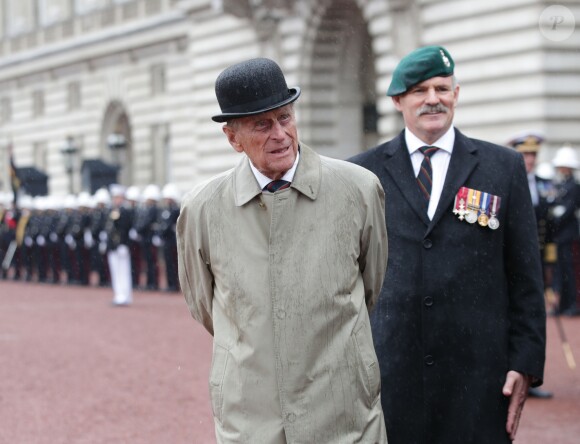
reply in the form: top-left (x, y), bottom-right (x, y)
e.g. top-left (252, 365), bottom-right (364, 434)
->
top-left (212, 58), bottom-right (301, 123)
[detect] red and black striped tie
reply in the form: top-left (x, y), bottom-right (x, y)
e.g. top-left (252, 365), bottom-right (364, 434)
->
top-left (264, 180), bottom-right (291, 193)
top-left (416, 146), bottom-right (439, 205)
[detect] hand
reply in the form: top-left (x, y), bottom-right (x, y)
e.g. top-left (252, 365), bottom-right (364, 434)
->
top-left (502, 370), bottom-right (531, 441)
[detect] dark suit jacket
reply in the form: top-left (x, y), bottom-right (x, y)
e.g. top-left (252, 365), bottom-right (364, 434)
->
top-left (350, 129), bottom-right (546, 444)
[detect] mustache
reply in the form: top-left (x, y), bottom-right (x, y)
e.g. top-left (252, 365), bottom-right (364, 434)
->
top-left (417, 104), bottom-right (450, 116)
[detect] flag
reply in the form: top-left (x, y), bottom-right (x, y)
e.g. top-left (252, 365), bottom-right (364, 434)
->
top-left (8, 142), bottom-right (21, 205)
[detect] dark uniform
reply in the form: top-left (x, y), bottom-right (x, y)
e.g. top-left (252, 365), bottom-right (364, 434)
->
top-left (90, 195), bottom-right (111, 287)
top-left (134, 185), bottom-right (161, 291)
top-left (158, 196), bottom-right (180, 292)
top-left (106, 186), bottom-right (133, 305)
top-left (550, 145), bottom-right (580, 316)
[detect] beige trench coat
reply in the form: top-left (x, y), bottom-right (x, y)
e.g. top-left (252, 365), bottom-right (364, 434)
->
top-left (177, 144), bottom-right (388, 443)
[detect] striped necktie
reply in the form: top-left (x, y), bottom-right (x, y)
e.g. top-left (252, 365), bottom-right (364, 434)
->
top-left (416, 146), bottom-right (439, 204)
top-left (264, 180), bottom-right (291, 193)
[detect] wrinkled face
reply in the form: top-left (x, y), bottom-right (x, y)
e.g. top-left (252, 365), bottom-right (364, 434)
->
top-left (522, 152), bottom-right (537, 174)
top-left (223, 104), bottom-right (299, 181)
top-left (392, 76), bottom-right (460, 145)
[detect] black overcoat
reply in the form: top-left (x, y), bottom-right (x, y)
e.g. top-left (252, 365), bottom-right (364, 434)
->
top-left (350, 129), bottom-right (546, 444)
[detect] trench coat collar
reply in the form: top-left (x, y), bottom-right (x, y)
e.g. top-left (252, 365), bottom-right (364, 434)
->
top-left (233, 143), bottom-right (321, 206)
top-left (382, 128), bottom-right (479, 230)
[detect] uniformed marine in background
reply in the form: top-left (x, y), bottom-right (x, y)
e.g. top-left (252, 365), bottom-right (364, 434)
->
top-left (551, 145), bottom-right (580, 317)
top-left (1, 197), bottom-right (19, 279)
top-left (158, 184), bottom-right (181, 292)
top-left (90, 188), bottom-right (111, 287)
top-left (77, 192), bottom-right (94, 286)
top-left (125, 186), bottom-right (142, 289)
top-left (106, 185), bottom-right (133, 306)
top-left (33, 198), bottom-right (50, 283)
top-left (56, 195), bottom-right (76, 284)
top-left (45, 196), bottom-right (62, 284)
top-left (19, 196), bottom-right (35, 281)
top-left (134, 184), bottom-right (160, 291)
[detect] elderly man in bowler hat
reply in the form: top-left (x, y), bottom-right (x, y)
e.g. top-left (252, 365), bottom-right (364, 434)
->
top-left (350, 46), bottom-right (546, 443)
top-left (177, 58), bottom-right (388, 443)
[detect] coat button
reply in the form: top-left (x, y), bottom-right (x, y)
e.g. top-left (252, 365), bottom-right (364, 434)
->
top-left (276, 309), bottom-right (286, 319)
top-left (286, 412), bottom-right (296, 423)
top-left (425, 355), bottom-right (434, 366)
top-left (424, 296), bottom-right (433, 307)
top-left (423, 238), bottom-right (433, 249)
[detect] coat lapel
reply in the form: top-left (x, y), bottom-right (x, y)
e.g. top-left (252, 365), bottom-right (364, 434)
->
top-left (426, 129), bottom-right (479, 235)
top-left (382, 132), bottom-right (430, 226)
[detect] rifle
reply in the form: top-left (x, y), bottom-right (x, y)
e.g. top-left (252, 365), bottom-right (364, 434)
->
top-left (2, 240), bottom-right (17, 271)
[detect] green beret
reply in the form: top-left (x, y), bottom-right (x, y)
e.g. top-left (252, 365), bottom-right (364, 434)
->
top-left (387, 45), bottom-right (454, 96)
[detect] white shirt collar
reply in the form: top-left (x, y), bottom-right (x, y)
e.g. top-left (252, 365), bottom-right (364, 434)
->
top-left (250, 148), bottom-right (300, 190)
top-left (405, 126), bottom-right (455, 155)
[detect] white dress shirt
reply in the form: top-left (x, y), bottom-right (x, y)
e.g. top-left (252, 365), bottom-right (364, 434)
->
top-left (528, 173), bottom-right (539, 206)
top-left (406, 126), bottom-right (455, 219)
top-left (250, 149), bottom-right (300, 191)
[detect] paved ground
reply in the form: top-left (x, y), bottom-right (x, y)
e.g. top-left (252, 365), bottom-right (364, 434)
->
top-left (1, 281), bottom-right (579, 444)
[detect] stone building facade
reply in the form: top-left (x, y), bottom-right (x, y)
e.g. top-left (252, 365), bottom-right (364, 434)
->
top-left (0, 0), bottom-right (578, 196)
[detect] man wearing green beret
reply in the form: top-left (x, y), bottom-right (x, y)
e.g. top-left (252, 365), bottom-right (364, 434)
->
top-left (350, 46), bottom-right (546, 443)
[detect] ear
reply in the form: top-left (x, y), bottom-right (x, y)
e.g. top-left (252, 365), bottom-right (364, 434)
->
top-left (223, 125), bottom-right (244, 153)
top-left (392, 95), bottom-right (403, 112)
top-left (452, 84), bottom-right (460, 108)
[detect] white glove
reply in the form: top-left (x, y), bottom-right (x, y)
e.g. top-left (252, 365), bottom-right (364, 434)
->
top-left (50, 233), bottom-right (58, 243)
top-left (25, 236), bottom-right (33, 247)
top-left (129, 228), bottom-right (139, 241)
top-left (99, 231), bottom-right (108, 242)
top-left (84, 230), bottom-right (94, 248)
top-left (36, 235), bottom-right (46, 247)
top-left (99, 242), bottom-right (107, 255)
top-left (152, 235), bottom-right (163, 247)
top-left (65, 234), bottom-right (74, 246)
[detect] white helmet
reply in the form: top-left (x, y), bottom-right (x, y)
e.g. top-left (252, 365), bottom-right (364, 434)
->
top-left (125, 185), bottom-right (140, 202)
top-left (552, 145), bottom-right (579, 169)
top-left (162, 183), bottom-right (181, 202)
top-left (94, 188), bottom-right (111, 205)
top-left (142, 184), bottom-right (161, 201)
top-left (19, 194), bottom-right (34, 210)
top-left (77, 191), bottom-right (92, 208)
top-left (64, 194), bottom-right (78, 210)
top-left (535, 162), bottom-right (555, 180)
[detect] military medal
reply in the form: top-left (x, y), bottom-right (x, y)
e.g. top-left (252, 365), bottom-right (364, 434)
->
top-left (453, 187), bottom-right (469, 220)
top-left (488, 195), bottom-right (501, 230)
top-left (478, 192), bottom-right (490, 227)
top-left (465, 188), bottom-right (480, 224)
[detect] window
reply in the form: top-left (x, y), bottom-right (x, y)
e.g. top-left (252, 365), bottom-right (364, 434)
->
top-left (150, 63), bottom-right (166, 96)
top-left (39, 0), bottom-right (71, 27)
top-left (151, 123), bottom-right (170, 184)
top-left (0, 98), bottom-right (12, 123)
top-left (33, 141), bottom-right (48, 171)
top-left (32, 90), bottom-right (45, 117)
top-left (67, 81), bottom-right (81, 110)
top-left (75, 0), bottom-right (108, 15)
